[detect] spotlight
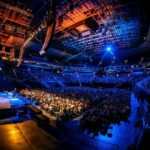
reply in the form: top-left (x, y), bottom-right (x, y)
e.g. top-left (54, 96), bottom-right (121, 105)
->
top-left (107, 47), bottom-right (111, 51)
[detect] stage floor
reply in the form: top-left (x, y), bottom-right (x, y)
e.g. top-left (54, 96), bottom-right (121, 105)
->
top-left (0, 120), bottom-right (61, 150)
top-left (0, 92), bottom-right (25, 109)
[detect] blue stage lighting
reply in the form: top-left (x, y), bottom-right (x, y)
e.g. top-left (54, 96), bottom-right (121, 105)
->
top-left (107, 47), bottom-right (111, 51)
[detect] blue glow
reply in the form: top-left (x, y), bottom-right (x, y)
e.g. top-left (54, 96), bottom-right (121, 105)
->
top-left (107, 47), bottom-right (111, 52)
top-left (105, 45), bottom-right (115, 53)
top-left (62, 19), bottom-right (140, 53)
top-left (98, 44), bottom-right (116, 64)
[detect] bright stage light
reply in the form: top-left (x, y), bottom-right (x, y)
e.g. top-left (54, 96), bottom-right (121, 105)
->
top-left (107, 47), bottom-right (111, 51)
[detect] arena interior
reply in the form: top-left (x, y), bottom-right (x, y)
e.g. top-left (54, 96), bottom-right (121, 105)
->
top-left (0, 0), bottom-right (150, 150)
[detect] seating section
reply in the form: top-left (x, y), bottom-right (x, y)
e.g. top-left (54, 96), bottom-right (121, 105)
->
top-left (11, 68), bottom-right (148, 87)
top-left (20, 87), bottom-right (131, 135)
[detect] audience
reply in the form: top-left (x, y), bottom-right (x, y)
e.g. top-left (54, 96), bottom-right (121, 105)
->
top-left (75, 74), bottom-right (149, 136)
top-left (19, 87), bottom-right (131, 131)
top-left (80, 89), bottom-right (130, 135)
top-left (2, 67), bottom-right (149, 136)
top-left (3, 68), bottom-right (148, 88)
top-left (20, 89), bottom-right (89, 121)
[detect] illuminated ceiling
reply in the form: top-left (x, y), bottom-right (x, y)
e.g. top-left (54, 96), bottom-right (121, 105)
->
top-left (0, 0), bottom-right (149, 66)
top-left (49, 0), bottom-right (149, 64)
top-left (52, 0), bottom-right (147, 55)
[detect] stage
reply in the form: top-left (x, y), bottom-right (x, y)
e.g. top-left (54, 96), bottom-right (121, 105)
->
top-left (0, 92), bottom-right (26, 109)
top-left (0, 92), bottom-right (27, 119)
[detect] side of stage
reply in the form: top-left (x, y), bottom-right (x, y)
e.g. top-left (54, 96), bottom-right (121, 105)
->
top-left (0, 92), bottom-right (27, 119)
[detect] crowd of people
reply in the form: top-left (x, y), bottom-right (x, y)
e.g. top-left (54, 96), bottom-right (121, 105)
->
top-left (3, 67), bottom-right (149, 136)
top-left (80, 89), bottom-right (131, 135)
top-left (19, 89), bottom-right (89, 121)
top-left (19, 87), bottom-right (131, 129)
top-left (1, 63), bottom-right (150, 142)
top-left (62, 73), bottom-right (147, 86)
top-left (94, 74), bottom-right (131, 84)
top-left (62, 73), bottom-right (95, 84)
top-left (3, 68), bottom-right (148, 89)
top-left (16, 68), bottom-right (63, 83)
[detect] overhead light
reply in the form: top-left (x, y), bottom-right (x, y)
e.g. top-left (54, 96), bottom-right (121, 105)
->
top-left (107, 47), bottom-right (111, 51)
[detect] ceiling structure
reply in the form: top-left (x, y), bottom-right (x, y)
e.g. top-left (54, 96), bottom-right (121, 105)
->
top-left (0, 0), bottom-right (150, 67)
top-left (54, 1), bottom-right (140, 52)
